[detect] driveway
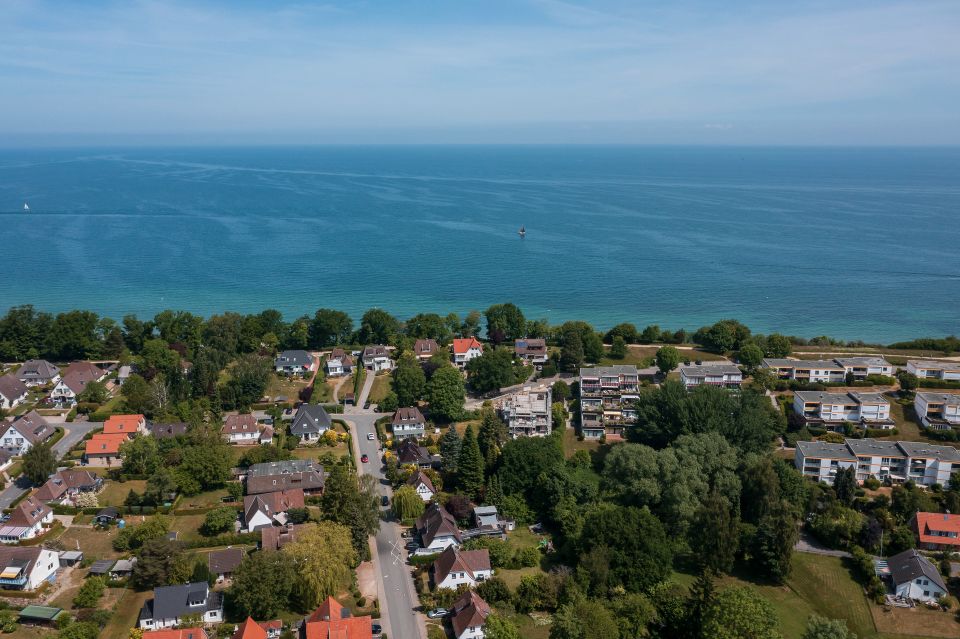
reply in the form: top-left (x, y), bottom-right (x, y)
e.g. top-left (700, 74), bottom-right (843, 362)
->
top-left (347, 410), bottom-right (426, 639)
top-left (0, 476), bottom-right (31, 509)
top-left (795, 532), bottom-right (852, 558)
top-left (51, 419), bottom-right (101, 459)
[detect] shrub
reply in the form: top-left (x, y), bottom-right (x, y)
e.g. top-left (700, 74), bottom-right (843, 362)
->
top-left (201, 507), bottom-right (239, 536)
top-left (73, 575), bottom-right (106, 608)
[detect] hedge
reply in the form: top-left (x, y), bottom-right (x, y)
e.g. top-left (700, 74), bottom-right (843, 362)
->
top-left (47, 427), bottom-right (66, 448)
top-left (407, 553), bottom-right (441, 567)
top-left (919, 379), bottom-right (960, 390)
top-left (322, 404), bottom-right (344, 414)
top-left (183, 531), bottom-right (260, 549)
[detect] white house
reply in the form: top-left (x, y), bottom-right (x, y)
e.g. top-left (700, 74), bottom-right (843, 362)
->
top-left (888, 549), bottom-right (948, 603)
top-left (0, 411), bottom-right (55, 456)
top-left (0, 496), bottom-right (53, 544)
top-left (451, 590), bottom-right (491, 639)
top-left (679, 363), bottom-right (743, 390)
top-left (834, 357), bottom-right (895, 380)
top-left (793, 391), bottom-right (895, 430)
top-left (221, 414), bottom-right (264, 444)
top-left (915, 392), bottom-right (960, 430)
top-left (361, 345), bottom-right (394, 372)
top-left (391, 407), bottom-right (426, 439)
top-left (907, 360), bottom-right (960, 382)
top-left (0, 547), bottom-right (59, 591)
top-left (0, 375), bottom-right (28, 411)
top-left (452, 338), bottom-right (483, 368)
top-left (289, 404), bottom-right (332, 443)
top-left (50, 366), bottom-right (104, 407)
top-left (15, 360), bottom-right (60, 387)
top-left (432, 546), bottom-right (492, 590)
top-left (274, 351), bottom-right (315, 376)
top-left (761, 359), bottom-right (845, 383)
top-left (415, 503), bottom-right (461, 553)
top-left (243, 488), bottom-right (305, 532)
top-left (138, 582), bottom-right (224, 630)
top-left (795, 438), bottom-right (960, 487)
top-left (325, 349), bottom-right (353, 377)
top-left (406, 470), bottom-right (436, 502)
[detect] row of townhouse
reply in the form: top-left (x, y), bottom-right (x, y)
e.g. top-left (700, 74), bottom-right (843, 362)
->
top-left (579, 365), bottom-right (640, 440)
top-left (679, 363), bottom-right (743, 390)
top-left (907, 360), bottom-right (960, 381)
top-left (793, 391), bottom-right (895, 430)
top-left (763, 356), bottom-right (895, 382)
top-left (915, 392), bottom-right (960, 430)
top-left (794, 438), bottom-right (960, 487)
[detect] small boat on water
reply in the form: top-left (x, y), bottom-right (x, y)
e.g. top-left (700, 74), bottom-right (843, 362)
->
top-left (23, 202), bottom-right (29, 211)
top-left (518, 225), bottom-right (526, 237)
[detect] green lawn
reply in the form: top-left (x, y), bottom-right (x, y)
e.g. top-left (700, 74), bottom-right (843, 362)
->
top-left (58, 526), bottom-right (124, 560)
top-left (267, 374), bottom-right (311, 402)
top-left (369, 373), bottom-right (393, 403)
top-left (102, 590), bottom-right (152, 639)
top-left (98, 480), bottom-right (147, 506)
top-left (177, 487), bottom-right (231, 508)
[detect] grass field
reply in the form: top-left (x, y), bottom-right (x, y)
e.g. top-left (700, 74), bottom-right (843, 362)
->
top-left (103, 589), bottom-right (152, 639)
top-left (59, 526), bottom-right (123, 560)
top-left (266, 374), bottom-right (311, 402)
top-left (369, 373), bottom-right (393, 403)
top-left (171, 513), bottom-right (208, 541)
top-left (178, 487), bottom-right (231, 509)
top-left (98, 479), bottom-right (148, 506)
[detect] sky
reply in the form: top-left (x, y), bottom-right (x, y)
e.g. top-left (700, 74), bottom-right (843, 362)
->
top-left (1, 0), bottom-right (959, 145)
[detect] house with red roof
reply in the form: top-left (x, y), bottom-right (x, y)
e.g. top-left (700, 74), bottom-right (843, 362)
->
top-left (103, 414), bottom-right (147, 438)
top-left (450, 590), bottom-right (491, 639)
top-left (142, 629), bottom-right (208, 639)
top-left (303, 596), bottom-right (372, 639)
top-left (231, 617), bottom-right (282, 639)
top-left (84, 433), bottom-right (129, 466)
top-left (911, 511), bottom-right (960, 551)
top-left (431, 546), bottom-right (492, 590)
top-left (452, 338), bottom-right (483, 368)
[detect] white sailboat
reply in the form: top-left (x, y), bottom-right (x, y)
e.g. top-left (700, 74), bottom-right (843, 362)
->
top-left (518, 225), bottom-right (526, 237)
top-left (23, 202), bottom-right (29, 211)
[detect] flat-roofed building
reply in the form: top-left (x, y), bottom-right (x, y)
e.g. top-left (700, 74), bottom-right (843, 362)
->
top-left (497, 385), bottom-right (552, 437)
top-left (793, 391), bottom-right (894, 430)
top-left (915, 392), bottom-right (960, 430)
top-left (795, 438), bottom-right (960, 487)
top-left (679, 363), bottom-right (743, 390)
top-left (833, 357), bottom-right (895, 380)
top-left (907, 360), bottom-right (960, 382)
top-left (578, 365), bottom-right (639, 440)
top-left (762, 359), bottom-right (845, 383)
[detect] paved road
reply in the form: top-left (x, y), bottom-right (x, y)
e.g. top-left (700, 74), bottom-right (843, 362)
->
top-left (347, 410), bottom-right (426, 639)
top-left (51, 419), bottom-right (100, 459)
top-left (795, 532), bottom-right (852, 558)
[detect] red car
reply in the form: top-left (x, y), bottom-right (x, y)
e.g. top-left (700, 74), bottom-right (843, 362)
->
top-left (361, 454), bottom-right (369, 463)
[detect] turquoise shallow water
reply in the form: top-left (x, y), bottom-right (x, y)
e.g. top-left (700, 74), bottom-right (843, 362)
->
top-left (0, 145), bottom-right (958, 343)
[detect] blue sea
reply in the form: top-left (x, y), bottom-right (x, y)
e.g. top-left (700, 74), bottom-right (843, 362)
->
top-left (1, 146), bottom-right (958, 343)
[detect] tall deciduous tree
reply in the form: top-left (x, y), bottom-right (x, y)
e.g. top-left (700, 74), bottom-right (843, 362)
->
top-left (428, 366), bottom-right (465, 422)
top-left (738, 343), bottom-right (764, 371)
top-left (392, 354), bottom-right (426, 407)
top-left (701, 587), bottom-right (782, 639)
top-left (833, 466), bottom-right (857, 506)
top-left (484, 304), bottom-right (526, 344)
top-left (690, 491), bottom-right (739, 574)
top-left (282, 522), bottom-right (356, 611)
top-left (802, 615), bottom-right (856, 639)
top-left (228, 549), bottom-right (296, 619)
top-left (466, 349), bottom-right (516, 394)
top-left (392, 485), bottom-right (426, 520)
top-left (358, 308), bottom-right (400, 345)
top-left (550, 598), bottom-right (620, 639)
top-left (753, 500), bottom-right (798, 584)
top-left (309, 309), bottom-right (353, 348)
top-left (655, 346), bottom-right (681, 375)
top-left (120, 436), bottom-right (160, 476)
top-left (23, 442), bottom-right (57, 485)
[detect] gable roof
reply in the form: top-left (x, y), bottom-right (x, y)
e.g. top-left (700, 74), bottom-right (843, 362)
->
top-left (362, 345), bottom-right (389, 360)
top-left (62, 362), bottom-right (104, 382)
top-left (34, 469), bottom-right (100, 502)
top-left (85, 433), bottom-right (128, 456)
top-left (7, 496), bottom-right (51, 528)
top-left (152, 422), bottom-right (189, 439)
top-left (13, 410), bottom-right (54, 443)
top-left (913, 511), bottom-right (960, 547)
top-left (451, 590), bottom-right (491, 638)
top-left (58, 369), bottom-right (98, 395)
top-left (304, 596), bottom-right (372, 639)
top-left (328, 349), bottom-right (353, 366)
top-left (143, 629), bottom-right (208, 639)
top-left (514, 338), bottom-right (546, 354)
top-left (290, 404), bottom-right (332, 436)
top-left (889, 548), bottom-right (947, 592)
top-left (207, 547), bottom-right (244, 575)
top-left (0, 375), bottom-right (27, 401)
top-left (392, 407), bottom-right (425, 426)
top-left (231, 618), bottom-right (267, 639)
top-left (223, 414), bottom-right (259, 435)
top-left (432, 546), bottom-right (491, 585)
top-left (396, 438), bottom-right (431, 465)
top-left (0, 546), bottom-right (42, 579)
top-left (275, 350), bottom-right (313, 367)
top-left (415, 503), bottom-right (461, 547)
top-left (244, 489), bottom-right (305, 524)
top-left (16, 360), bottom-right (60, 383)
top-left (140, 582), bottom-right (221, 622)
top-left (413, 339), bottom-right (439, 356)
top-left (245, 460), bottom-right (325, 495)
top-left (452, 338), bottom-right (483, 355)
top-left (260, 523), bottom-right (306, 551)
top-left (104, 414), bottom-right (145, 435)
top-left (406, 470), bottom-right (435, 495)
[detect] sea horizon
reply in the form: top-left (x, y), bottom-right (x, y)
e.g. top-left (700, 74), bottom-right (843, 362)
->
top-left (2, 144), bottom-right (958, 343)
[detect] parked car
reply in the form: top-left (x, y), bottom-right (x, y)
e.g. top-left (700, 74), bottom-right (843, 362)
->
top-left (367, 432), bottom-right (375, 440)
top-left (361, 454), bottom-right (369, 463)
top-left (363, 401), bottom-right (371, 409)
top-left (427, 608), bottom-right (448, 619)
top-left (372, 623), bottom-right (382, 636)
top-left (381, 495), bottom-right (389, 507)
top-left (405, 541), bottom-right (419, 551)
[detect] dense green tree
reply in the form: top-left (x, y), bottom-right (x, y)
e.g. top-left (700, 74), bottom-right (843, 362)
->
top-left (802, 615), bottom-right (856, 639)
top-left (550, 598), bottom-right (620, 639)
top-left (191, 557), bottom-right (215, 587)
top-left (485, 474), bottom-right (505, 508)
top-left (610, 592), bottom-right (656, 639)
top-left (499, 434), bottom-right (564, 498)
top-left (201, 506), bottom-right (238, 535)
top-left (428, 366), bottom-right (465, 422)
top-left (461, 311), bottom-right (482, 338)
top-left (223, 354), bottom-right (272, 409)
top-left (113, 515), bottom-right (172, 552)
top-left (120, 436), bottom-right (160, 476)
top-left (73, 576), bottom-right (106, 608)
top-left (319, 463), bottom-right (380, 560)
top-left (121, 314), bottom-right (151, 353)
top-left (578, 503), bottom-right (673, 593)
top-left (122, 374), bottom-right (155, 415)
top-left (694, 319), bottom-right (751, 353)
top-left (0, 305), bottom-right (53, 360)
top-left (466, 349), bottom-right (516, 394)
top-left (765, 334), bottom-right (792, 358)
top-left (153, 310), bottom-right (203, 349)
top-left (476, 577), bottom-right (513, 605)
top-left (178, 439), bottom-right (231, 493)
top-left (559, 330), bottom-right (584, 373)
top-left (439, 427), bottom-right (462, 473)
top-left (559, 322), bottom-right (603, 363)
top-left (604, 323), bottom-right (639, 345)
top-left (477, 406), bottom-right (508, 470)
top-left (702, 587), bottom-right (782, 639)
top-left (228, 551), bottom-right (295, 619)
top-left (23, 442), bottom-right (57, 485)
top-left (282, 522), bottom-right (356, 611)
top-left (404, 313), bottom-right (452, 343)
top-left (393, 354), bottom-right (427, 406)
top-left (655, 346), bottom-right (681, 375)
top-left (45, 310), bottom-right (101, 360)
top-left (740, 456), bottom-right (781, 524)
top-left (484, 303), bottom-right (526, 343)
top-left (132, 538), bottom-right (185, 589)
top-left (309, 309), bottom-right (353, 347)
top-left (690, 491), bottom-right (739, 574)
top-left (358, 308), bottom-right (400, 345)
top-left (78, 380), bottom-right (109, 404)
top-left (609, 335), bottom-right (628, 360)
top-left (896, 371), bottom-right (918, 393)
top-left (392, 485), bottom-right (426, 520)
top-left (738, 343), bottom-right (764, 370)
top-left (833, 466), bottom-right (857, 506)
top-left (283, 316), bottom-right (311, 350)
top-left (753, 500), bottom-right (798, 584)
top-left (57, 622), bottom-right (101, 639)
top-left (552, 380), bottom-right (570, 403)
top-left (457, 425), bottom-right (485, 499)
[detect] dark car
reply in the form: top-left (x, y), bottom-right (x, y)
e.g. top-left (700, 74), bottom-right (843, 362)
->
top-left (381, 495), bottom-right (389, 507)
top-left (405, 541), bottom-right (419, 551)
top-left (361, 454), bottom-right (369, 463)
top-left (372, 623), bottom-right (382, 636)
top-left (364, 401), bottom-right (371, 409)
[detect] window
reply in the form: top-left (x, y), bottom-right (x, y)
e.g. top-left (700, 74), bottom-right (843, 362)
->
top-left (924, 590), bottom-right (930, 597)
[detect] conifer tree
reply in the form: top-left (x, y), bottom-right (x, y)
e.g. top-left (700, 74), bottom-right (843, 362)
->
top-left (457, 425), bottom-right (485, 500)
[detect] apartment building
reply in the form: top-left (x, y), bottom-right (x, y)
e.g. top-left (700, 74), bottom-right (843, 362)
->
top-left (497, 385), bottom-right (552, 437)
top-left (795, 438), bottom-right (960, 487)
top-left (907, 360), bottom-right (960, 382)
top-left (579, 365), bottom-right (639, 440)
top-left (793, 391), bottom-right (895, 430)
top-left (678, 363), bottom-right (743, 390)
top-left (762, 359), bottom-right (846, 383)
top-left (914, 392), bottom-right (960, 430)
top-left (834, 357), bottom-right (895, 379)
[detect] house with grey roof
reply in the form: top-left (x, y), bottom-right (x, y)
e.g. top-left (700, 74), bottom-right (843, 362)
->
top-left (0, 375), bottom-right (28, 411)
top-left (888, 549), bottom-right (948, 603)
top-left (915, 393), bottom-right (960, 430)
top-left (679, 363), bottom-right (743, 390)
top-left (207, 548), bottom-right (243, 582)
top-left (138, 581), bottom-right (223, 630)
top-left (151, 422), bottom-right (189, 439)
top-left (15, 360), bottom-right (60, 387)
top-left (793, 391), bottom-right (895, 430)
top-left (761, 358), bottom-right (845, 383)
top-left (245, 459), bottom-right (325, 496)
top-left (274, 350), bottom-right (315, 376)
top-left (907, 360), bottom-right (960, 382)
top-left (834, 357), bottom-right (895, 380)
top-left (325, 349), bottom-right (354, 377)
top-left (795, 438), bottom-right (960, 487)
top-left (289, 404), bottom-right (332, 443)
top-left (0, 411), bottom-right (54, 456)
top-left (391, 407), bottom-right (426, 439)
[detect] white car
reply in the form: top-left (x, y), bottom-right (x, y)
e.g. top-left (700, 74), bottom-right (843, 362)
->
top-left (367, 433), bottom-right (375, 440)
